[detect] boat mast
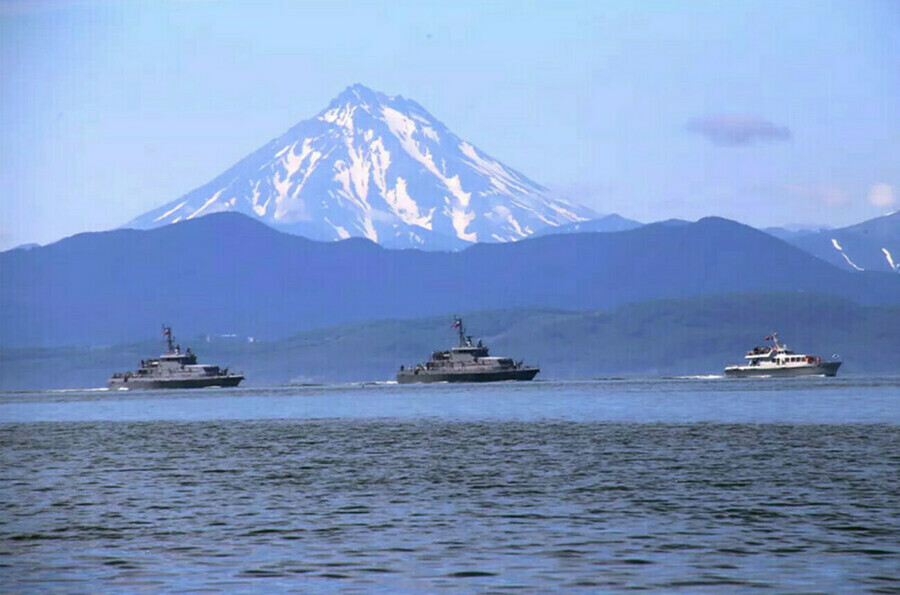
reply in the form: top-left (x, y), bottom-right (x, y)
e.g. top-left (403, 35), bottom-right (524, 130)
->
top-left (163, 325), bottom-right (175, 353)
top-left (454, 316), bottom-right (468, 348)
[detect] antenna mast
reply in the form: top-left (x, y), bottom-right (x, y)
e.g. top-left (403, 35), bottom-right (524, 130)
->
top-left (163, 325), bottom-right (174, 353)
top-left (454, 316), bottom-right (467, 347)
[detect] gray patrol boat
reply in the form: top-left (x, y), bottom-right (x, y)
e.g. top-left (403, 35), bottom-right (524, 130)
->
top-left (108, 326), bottom-right (244, 389)
top-left (397, 317), bottom-right (539, 383)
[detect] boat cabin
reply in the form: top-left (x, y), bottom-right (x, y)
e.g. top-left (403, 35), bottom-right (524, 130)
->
top-left (740, 333), bottom-right (824, 368)
top-left (159, 350), bottom-right (198, 366)
top-left (448, 345), bottom-right (490, 359)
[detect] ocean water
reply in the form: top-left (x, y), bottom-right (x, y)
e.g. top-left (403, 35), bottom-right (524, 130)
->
top-left (1, 378), bottom-right (898, 592)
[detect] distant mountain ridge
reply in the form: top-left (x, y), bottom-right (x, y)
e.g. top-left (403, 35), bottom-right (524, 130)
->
top-left (3, 212), bottom-right (899, 347)
top-left (530, 214), bottom-right (642, 237)
top-left (126, 84), bottom-right (593, 249)
top-left (781, 212), bottom-right (900, 274)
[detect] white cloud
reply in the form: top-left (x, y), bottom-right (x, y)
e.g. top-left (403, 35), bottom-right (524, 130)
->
top-left (867, 183), bottom-right (895, 208)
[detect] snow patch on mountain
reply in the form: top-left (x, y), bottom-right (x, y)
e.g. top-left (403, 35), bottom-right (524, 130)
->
top-left (154, 201), bottom-right (187, 222)
top-left (883, 248), bottom-right (899, 273)
top-left (831, 238), bottom-right (864, 271)
top-left (384, 177), bottom-right (434, 230)
top-left (188, 189), bottom-right (226, 220)
top-left (126, 84), bottom-right (593, 249)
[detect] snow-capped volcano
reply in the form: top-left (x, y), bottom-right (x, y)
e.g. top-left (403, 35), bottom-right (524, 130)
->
top-left (127, 84), bottom-right (593, 248)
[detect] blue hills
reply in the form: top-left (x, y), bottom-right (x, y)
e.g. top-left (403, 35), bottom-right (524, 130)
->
top-left (2, 211), bottom-right (899, 348)
top-left (2, 295), bottom-right (898, 389)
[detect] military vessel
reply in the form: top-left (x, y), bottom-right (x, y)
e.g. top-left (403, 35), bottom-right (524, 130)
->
top-left (724, 333), bottom-right (841, 378)
top-left (397, 317), bottom-right (539, 383)
top-left (108, 326), bottom-right (244, 389)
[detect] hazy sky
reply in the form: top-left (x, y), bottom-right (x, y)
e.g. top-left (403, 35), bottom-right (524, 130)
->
top-left (1, 0), bottom-right (898, 249)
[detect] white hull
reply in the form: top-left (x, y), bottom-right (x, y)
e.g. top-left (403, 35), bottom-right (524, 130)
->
top-left (724, 362), bottom-right (841, 378)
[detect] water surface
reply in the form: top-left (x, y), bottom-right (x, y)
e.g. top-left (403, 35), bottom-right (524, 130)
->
top-left (2, 378), bottom-right (898, 592)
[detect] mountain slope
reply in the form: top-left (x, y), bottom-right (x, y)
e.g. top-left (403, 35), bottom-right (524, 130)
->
top-left (3, 212), bottom-right (899, 347)
top-left (126, 84), bottom-right (593, 249)
top-left (776, 212), bottom-right (900, 273)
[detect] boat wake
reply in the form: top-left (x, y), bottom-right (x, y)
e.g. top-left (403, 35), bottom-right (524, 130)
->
top-left (49, 387), bottom-right (111, 393)
top-left (674, 375), bottom-right (725, 380)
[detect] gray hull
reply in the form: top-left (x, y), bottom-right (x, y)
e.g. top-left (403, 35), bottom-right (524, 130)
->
top-left (108, 375), bottom-right (244, 390)
top-left (397, 367), bottom-right (539, 384)
top-left (724, 362), bottom-right (841, 378)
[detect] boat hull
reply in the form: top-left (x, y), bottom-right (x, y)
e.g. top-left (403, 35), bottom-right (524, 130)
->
top-left (724, 362), bottom-right (841, 378)
top-left (397, 367), bottom-right (540, 384)
top-left (108, 375), bottom-right (244, 390)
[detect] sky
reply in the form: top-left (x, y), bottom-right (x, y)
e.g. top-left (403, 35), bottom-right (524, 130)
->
top-left (1, 0), bottom-right (898, 249)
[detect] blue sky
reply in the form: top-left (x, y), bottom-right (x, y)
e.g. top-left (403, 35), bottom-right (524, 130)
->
top-left (1, 0), bottom-right (898, 249)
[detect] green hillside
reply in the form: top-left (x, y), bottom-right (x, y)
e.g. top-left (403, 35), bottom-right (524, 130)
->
top-left (2, 292), bottom-right (897, 390)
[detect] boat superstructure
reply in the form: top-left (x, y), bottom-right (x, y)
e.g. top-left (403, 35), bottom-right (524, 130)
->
top-left (724, 333), bottom-right (841, 378)
top-left (108, 326), bottom-right (244, 389)
top-left (397, 317), bottom-right (539, 383)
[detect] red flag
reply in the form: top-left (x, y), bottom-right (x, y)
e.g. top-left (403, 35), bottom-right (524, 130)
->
top-left (451, 320), bottom-right (461, 328)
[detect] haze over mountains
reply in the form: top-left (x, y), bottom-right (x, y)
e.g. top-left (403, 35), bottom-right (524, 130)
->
top-left (3, 212), bottom-right (899, 348)
top-left (127, 84), bottom-right (593, 250)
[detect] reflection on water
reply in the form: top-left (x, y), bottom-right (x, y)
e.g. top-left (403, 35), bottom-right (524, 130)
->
top-left (1, 379), bottom-right (898, 592)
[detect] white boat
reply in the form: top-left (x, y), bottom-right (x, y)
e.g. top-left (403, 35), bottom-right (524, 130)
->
top-left (724, 333), bottom-right (841, 378)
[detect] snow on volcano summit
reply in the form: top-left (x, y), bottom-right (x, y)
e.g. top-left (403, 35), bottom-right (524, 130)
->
top-left (127, 84), bottom-right (593, 249)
